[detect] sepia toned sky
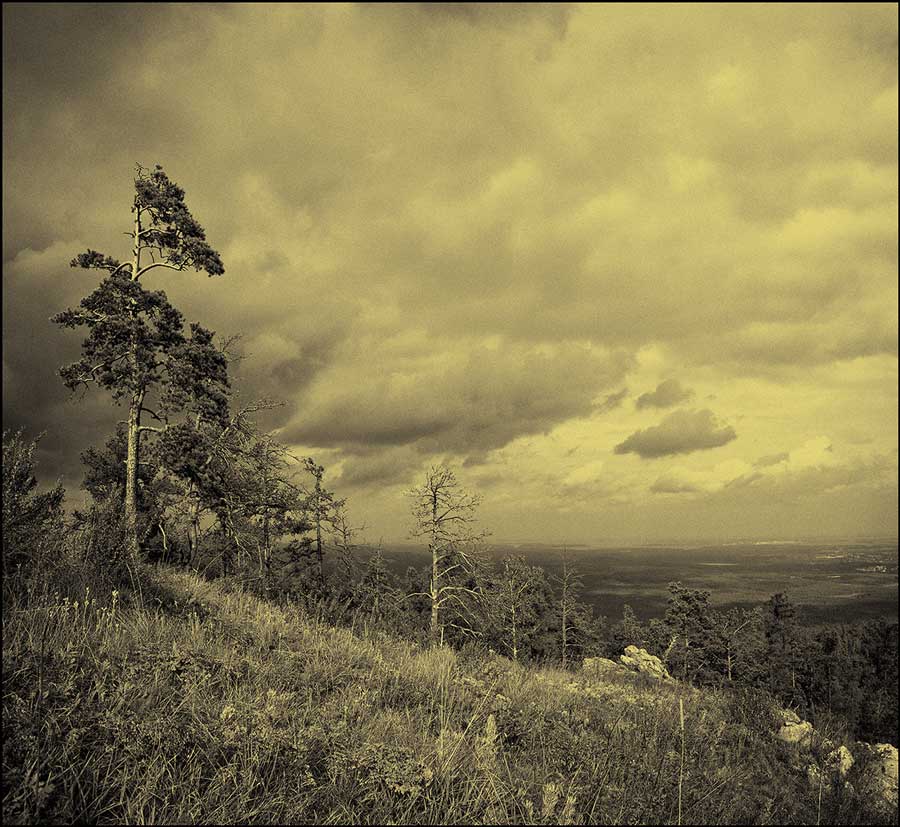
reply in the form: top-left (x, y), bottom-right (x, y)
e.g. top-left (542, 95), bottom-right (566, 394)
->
top-left (3, 3), bottom-right (897, 544)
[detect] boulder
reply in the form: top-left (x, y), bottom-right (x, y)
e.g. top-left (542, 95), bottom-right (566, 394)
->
top-left (805, 745), bottom-right (855, 790)
top-left (858, 743), bottom-right (898, 808)
top-left (775, 709), bottom-right (814, 747)
top-left (582, 657), bottom-right (626, 678)
top-left (777, 720), bottom-right (814, 746)
top-left (782, 708), bottom-right (802, 725)
top-left (618, 646), bottom-right (673, 682)
top-left (830, 745), bottom-right (855, 779)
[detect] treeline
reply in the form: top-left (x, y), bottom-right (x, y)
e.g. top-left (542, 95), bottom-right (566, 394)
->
top-left (3, 164), bottom-right (896, 753)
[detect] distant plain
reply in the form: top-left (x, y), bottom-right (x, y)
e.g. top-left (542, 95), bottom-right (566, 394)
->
top-left (365, 541), bottom-right (899, 626)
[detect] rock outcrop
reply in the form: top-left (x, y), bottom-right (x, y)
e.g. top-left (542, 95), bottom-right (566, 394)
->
top-left (806, 745), bottom-right (854, 789)
top-left (858, 742), bottom-right (898, 808)
top-left (775, 708), bottom-right (896, 811)
top-left (775, 708), bottom-right (814, 747)
top-left (829, 745), bottom-right (855, 778)
top-left (618, 646), bottom-right (673, 682)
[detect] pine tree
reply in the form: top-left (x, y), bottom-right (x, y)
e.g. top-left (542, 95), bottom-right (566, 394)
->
top-left (710, 606), bottom-right (765, 685)
top-left (485, 555), bottom-right (551, 662)
top-left (2, 430), bottom-right (65, 579)
top-left (664, 582), bottom-right (714, 682)
top-left (355, 550), bottom-right (398, 624)
top-left (52, 164), bottom-right (225, 558)
top-left (302, 458), bottom-right (343, 589)
top-left (608, 604), bottom-right (646, 656)
top-left (765, 592), bottom-right (801, 701)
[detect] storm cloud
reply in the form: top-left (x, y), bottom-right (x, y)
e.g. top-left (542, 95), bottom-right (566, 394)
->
top-left (636, 379), bottom-right (694, 409)
top-left (614, 409), bottom-right (737, 459)
top-left (283, 339), bottom-right (632, 455)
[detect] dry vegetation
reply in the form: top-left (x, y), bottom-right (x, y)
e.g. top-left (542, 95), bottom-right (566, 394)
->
top-left (4, 557), bottom-right (895, 826)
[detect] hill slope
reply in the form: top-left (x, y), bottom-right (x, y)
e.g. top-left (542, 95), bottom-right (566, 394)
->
top-left (2, 566), bottom-right (894, 825)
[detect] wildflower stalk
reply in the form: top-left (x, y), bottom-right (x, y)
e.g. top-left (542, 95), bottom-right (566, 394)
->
top-left (678, 697), bottom-right (685, 826)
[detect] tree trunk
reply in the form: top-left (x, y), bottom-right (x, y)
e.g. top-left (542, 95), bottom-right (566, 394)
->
top-left (261, 461), bottom-right (271, 581)
top-left (189, 501), bottom-right (200, 568)
top-left (158, 520), bottom-right (169, 563)
top-left (561, 601), bottom-right (568, 669)
top-left (123, 203), bottom-right (143, 561)
top-left (430, 554), bottom-right (440, 644)
top-left (221, 523), bottom-right (230, 577)
top-left (124, 391), bottom-right (142, 559)
top-left (430, 490), bottom-right (441, 645)
top-left (315, 508), bottom-right (324, 587)
top-left (262, 511), bottom-right (271, 576)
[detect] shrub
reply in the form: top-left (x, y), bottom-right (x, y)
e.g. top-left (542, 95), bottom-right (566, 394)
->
top-left (2, 430), bottom-right (65, 591)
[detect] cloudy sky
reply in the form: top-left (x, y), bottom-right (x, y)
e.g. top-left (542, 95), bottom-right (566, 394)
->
top-left (3, 3), bottom-right (897, 544)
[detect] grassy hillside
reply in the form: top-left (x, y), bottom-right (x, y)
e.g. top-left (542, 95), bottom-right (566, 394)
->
top-left (3, 564), bottom-right (895, 825)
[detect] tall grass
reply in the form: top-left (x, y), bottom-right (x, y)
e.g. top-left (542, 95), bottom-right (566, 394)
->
top-left (3, 562), bottom-right (896, 825)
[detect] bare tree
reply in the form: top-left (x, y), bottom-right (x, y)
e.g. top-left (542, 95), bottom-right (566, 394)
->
top-left (715, 606), bottom-right (765, 683)
top-left (329, 500), bottom-right (365, 581)
top-left (301, 458), bottom-right (343, 588)
top-left (407, 466), bottom-right (487, 645)
top-left (555, 549), bottom-right (584, 669)
top-left (496, 556), bottom-right (532, 662)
